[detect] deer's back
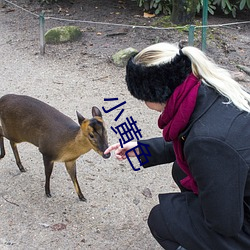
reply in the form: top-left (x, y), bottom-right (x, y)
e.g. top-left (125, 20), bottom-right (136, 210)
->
top-left (0, 94), bottom-right (79, 147)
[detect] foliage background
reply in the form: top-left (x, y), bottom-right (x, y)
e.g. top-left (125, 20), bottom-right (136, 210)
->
top-left (38, 0), bottom-right (250, 19)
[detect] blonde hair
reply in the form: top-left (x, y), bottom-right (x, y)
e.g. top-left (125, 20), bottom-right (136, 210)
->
top-left (134, 42), bottom-right (250, 113)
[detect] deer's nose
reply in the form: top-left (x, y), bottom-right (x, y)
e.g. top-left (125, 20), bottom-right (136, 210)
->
top-left (103, 152), bottom-right (111, 159)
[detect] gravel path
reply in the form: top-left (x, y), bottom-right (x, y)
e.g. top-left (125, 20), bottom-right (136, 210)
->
top-left (0, 4), bottom-right (176, 250)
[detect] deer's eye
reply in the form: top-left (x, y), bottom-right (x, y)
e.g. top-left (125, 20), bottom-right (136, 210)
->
top-left (89, 133), bottom-right (94, 139)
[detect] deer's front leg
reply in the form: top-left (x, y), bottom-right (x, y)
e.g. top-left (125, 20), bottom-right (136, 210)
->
top-left (65, 160), bottom-right (86, 202)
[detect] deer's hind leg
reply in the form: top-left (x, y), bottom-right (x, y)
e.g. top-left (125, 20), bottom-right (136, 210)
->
top-left (65, 161), bottom-right (86, 202)
top-left (43, 155), bottom-right (54, 198)
top-left (0, 126), bottom-right (5, 159)
top-left (10, 141), bottom-right (26, 172)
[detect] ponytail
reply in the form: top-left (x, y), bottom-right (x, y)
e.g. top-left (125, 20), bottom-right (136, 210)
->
top-left (182, 46), bottom-right (250, 112)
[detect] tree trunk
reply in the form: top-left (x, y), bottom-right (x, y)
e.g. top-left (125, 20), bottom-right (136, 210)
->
top-left (171, 0), bottom-right (198, 25)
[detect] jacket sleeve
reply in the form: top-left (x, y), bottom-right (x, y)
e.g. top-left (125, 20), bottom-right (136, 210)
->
top-left (185, 136), bottom-right (248, 237)
top-left (138, 137), bottom-right (176, 168)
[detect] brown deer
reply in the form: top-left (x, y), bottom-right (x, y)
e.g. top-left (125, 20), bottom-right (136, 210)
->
top-left (0, 94), bottom-right (110, 201)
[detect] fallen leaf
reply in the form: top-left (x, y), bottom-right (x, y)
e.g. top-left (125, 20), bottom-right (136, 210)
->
top-left (143, 12), bottom-right (155, 18)
top-left (142, 187), bottom-right (152, 198)
top-left (51, 223), bottom-right (67, 231)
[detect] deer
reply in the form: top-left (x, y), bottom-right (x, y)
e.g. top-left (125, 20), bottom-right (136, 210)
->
top-left (0, 94), bottom-right (111, 201)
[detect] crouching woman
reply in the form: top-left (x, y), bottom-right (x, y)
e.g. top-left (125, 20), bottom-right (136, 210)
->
top-left (105, 42), bottom-right (250, 250)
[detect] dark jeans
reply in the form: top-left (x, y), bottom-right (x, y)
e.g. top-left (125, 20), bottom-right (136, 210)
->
top-left (148, 162), bottom-right (188, 250)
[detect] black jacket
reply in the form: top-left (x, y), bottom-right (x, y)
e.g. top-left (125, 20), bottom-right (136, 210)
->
top-left (140, 84), bottom-right (250, 249)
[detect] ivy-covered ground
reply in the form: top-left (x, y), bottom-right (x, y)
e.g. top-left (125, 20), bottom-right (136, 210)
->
top-left (0, 0), bottom-right (249, 249)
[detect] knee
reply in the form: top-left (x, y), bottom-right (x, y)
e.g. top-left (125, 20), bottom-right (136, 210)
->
top-left (148, 204), bottom-right (161, 234)
top-left (148, 204), bottom-right (180, 249)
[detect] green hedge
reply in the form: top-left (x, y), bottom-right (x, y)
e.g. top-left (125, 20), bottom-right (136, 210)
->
top-left (38, 0), bottom-right (250, 18)
top-left (136, 0), bottom-right (250, 17)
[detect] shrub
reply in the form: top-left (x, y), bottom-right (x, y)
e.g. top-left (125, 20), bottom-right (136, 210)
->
top-left (136, 0), bottom-right (250, 17)
top-left (135, 0), bottom-right (172, 15)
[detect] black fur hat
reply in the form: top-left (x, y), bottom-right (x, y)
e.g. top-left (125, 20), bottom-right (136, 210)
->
top-left (125, 52), bottom-right (192, 103)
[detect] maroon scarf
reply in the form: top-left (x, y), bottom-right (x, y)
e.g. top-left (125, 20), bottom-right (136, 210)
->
top-left (158, 73), bottom-right (201, 194)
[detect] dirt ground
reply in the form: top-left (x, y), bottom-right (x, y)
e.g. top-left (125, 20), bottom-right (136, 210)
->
top-left (0, 0), bottom-right (249, 249)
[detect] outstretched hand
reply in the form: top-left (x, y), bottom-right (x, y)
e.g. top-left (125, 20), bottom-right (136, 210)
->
top-left (104, 141), bottom-right (138, 160)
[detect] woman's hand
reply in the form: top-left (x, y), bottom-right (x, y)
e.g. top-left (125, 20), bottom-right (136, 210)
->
top-left (104, 141), bottom-right (139, 160)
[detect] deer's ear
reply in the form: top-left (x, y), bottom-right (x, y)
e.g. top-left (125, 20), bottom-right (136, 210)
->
top-left (76, 111), bottom-right (85, 125)
top-left (92, 106), bottom-right (102, 118)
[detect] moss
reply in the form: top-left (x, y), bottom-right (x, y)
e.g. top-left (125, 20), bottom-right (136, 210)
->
top-left (152, 16), bottom-right (197, 32)
top-left (112, 48), bottom-right (138, 67)
top-left (45, 26), bottom-right (82, 44)
top-left (152, 16), bottom-right (172, 27)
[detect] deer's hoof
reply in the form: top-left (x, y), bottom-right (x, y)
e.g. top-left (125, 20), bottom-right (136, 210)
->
top-left (46, 193), bottom-right (52, 198)
top-left (79, 196), bottom-right (87, 202)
